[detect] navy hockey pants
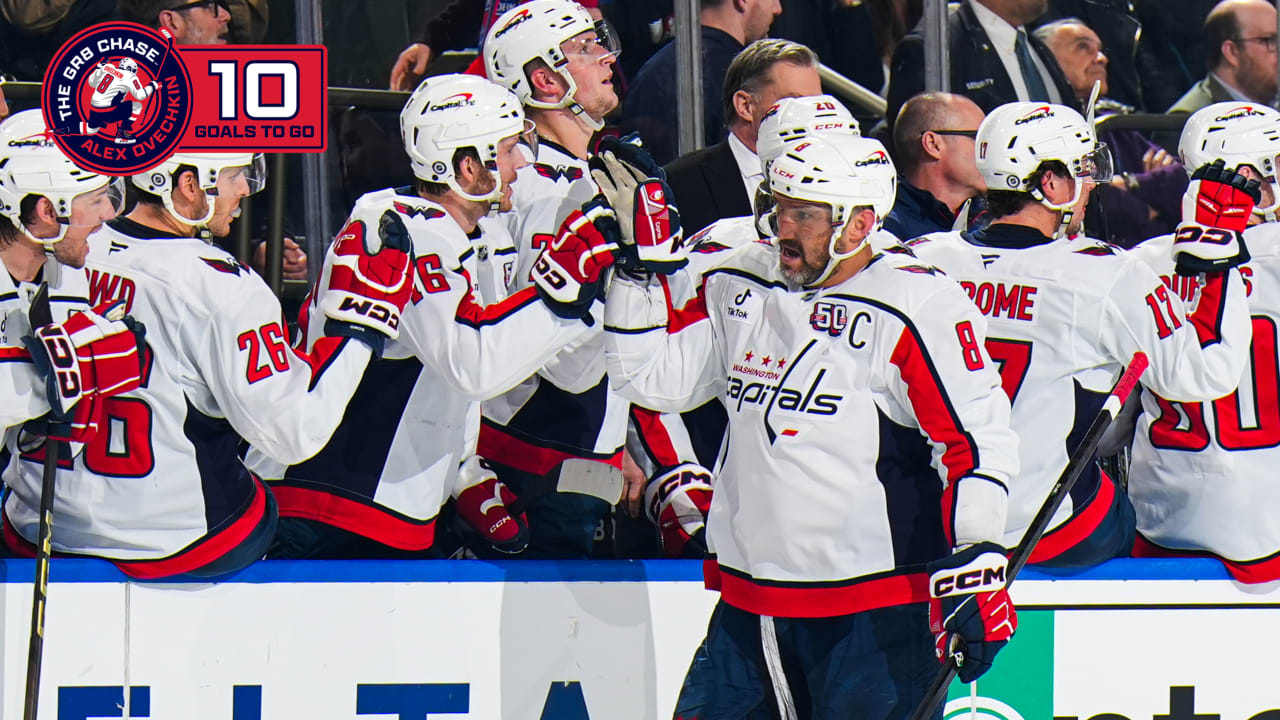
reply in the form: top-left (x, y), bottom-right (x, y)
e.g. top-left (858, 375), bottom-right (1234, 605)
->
top-left (1028, 468), bottom-right (1135, 571)
top-left (674, 600), bottom-right (940, 720)
top-left (490, 460), bottom-right (610, 559)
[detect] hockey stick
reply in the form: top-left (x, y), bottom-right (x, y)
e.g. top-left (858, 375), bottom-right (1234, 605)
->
top-left (508, 458), bottom-right (625, 516)
top-left (908, 352), bottom-right (1149, 720)
top-left (23, 282), bottom-right (58, 720)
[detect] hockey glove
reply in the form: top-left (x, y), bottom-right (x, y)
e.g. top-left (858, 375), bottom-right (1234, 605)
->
top-left (1172, 160), bottom-right (1259, 276)
top-left (591, 133), bottom-right (667, 180)
top-left (589, 145), bottom-right (687, 274)
top-left (531, 205), bottom-right (618, 322)
top-left (453, 456), bottom-right (529, 555)
top-left (23, 300), bottom-right (146, 422)
top-left (926, 542), bottom-right (1017, 683)
top-left (644, 463), bottom-right (713, 558)
top-left (321, 210), bottom-right (415, 354)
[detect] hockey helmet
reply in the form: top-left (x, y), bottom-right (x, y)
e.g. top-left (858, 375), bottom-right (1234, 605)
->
top-left (763, 134), bottom-right (897, 286)
top-left (975, 101), bottom-right (1112, 234)
top-left (1179, 102), bottom-right (1280, 220)
top-left (754, 94), bottom-right (861, 235)
top-left (132, 152), bottom-right (266, 227)
top-left (118, 57), bottom-right (139, 74)
top-left (0, 109), bottom-right (125, 247)
top-left (401, 73), bottom-right (536, 205)
top-left (483, 0), bottom-right (620, 131)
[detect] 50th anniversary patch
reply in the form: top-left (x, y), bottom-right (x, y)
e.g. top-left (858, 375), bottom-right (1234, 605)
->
top-left (41, 23), bottom-right (328, 174)
top-left (41, 22), bottom-right (191, 175)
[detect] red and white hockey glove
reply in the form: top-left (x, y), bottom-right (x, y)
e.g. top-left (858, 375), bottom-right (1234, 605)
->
top-left (23, 300), bottom-right (146, 419)
top-left (1173, 160), bottom-right (1259, 276)
top-left (453, 456), bottom-right (529, 554)
top-left (531, 203), bottom-right (617, 323)
top-left (321, 209), bottom-right (415, 354)
top-left (644, 463), bottom-right (713, 558)
top-left (589, 138), bottom-right (687, 275)
top-left (926, 542), bottom-right (1017, 683)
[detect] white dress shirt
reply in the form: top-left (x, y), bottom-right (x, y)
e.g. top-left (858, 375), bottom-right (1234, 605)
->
top-left (727, 131), bottom-right (764, 215)
top-left (968, 0), bottom-right (1063, 104)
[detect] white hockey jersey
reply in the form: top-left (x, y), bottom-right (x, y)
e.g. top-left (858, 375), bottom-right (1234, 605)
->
top-left (480, 136), bottom-right (631, 474)
top-left (87, 62), bottom-right (155, 108)
top-left (247, 190), bottom-right (592, 550)
top-left (907, 224), bottom-right (1250, 555)
top-left (1, 217), bottom-right (373, 578)
top-left (0, 257), bottom-right (88, 429)
top-left (1127, 225), bottom-right (1280, 581)
top-left (605, 243), bottom-right (1018, 617)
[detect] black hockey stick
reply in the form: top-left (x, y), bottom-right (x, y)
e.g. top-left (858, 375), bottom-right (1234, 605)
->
top-left (908, 351), bottom-right (1149, 720)
top-left (23, 282), bottom-right (58, 720)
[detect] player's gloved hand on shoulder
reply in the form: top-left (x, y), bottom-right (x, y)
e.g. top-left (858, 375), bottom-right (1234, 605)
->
top-left (926, 541), bottom-right (1017, 683)
top-left (531, 202), bottom-right (618, 323)
top-left (321, 210), bottom-right (415, 355)
top-left (1172, 159), bottom-right (1259, 276)
top-left (644, 463), bottom-right (713, 558)
top-left (589, 138), bottom-right (688, 275)
top-left (452, 456), bottom-right (529, 555)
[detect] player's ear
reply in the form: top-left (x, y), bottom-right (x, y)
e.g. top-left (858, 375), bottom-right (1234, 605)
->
top-left (528, 64), bottom-right (564, 103)
top-left (175, 169), bottom-right (201, 203)
top-left (732, 89), bottom-right (753, 126)
top-left (32, 196), bottom-right (58, 225)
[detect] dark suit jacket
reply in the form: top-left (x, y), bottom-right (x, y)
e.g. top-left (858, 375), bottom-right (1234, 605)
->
top-left (664, 140), bottom-right (752, 236)
top-left (1153, 75), bottom-right (1237, 151)
top-left (886, 0), bottom-right (1080, 130)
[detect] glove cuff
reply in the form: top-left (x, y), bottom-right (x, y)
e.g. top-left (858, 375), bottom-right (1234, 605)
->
top-left (324, 319), bottom-right (386, 358)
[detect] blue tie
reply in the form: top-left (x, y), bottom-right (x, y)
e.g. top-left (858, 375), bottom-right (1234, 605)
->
top-left (1015, 28), bottom-right (1051, 102)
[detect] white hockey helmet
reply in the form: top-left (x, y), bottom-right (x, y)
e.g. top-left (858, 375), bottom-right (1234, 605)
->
top-left (401, 73), bottom-right (536, 205)
top-left (1179, 101), bottom-right (1280, 220)
top-left (0, 109), bottom-right (125, 247)
top-left (483, 0), bottom-right (620, 131)
top-left (118, 57), bottom-right (139, 73)
top-left (132, 152), bottom-right (267, 227)
top-left (765, 134), bottom-right (897, 286)
top-left (975, 102), bottom-right (1112, 234)
top-left (756, 94), bottom-right (860, 173)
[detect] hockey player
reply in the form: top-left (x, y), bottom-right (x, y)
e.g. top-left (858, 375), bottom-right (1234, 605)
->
top-left (247, 74), bottom-right (607, 559)
top-left (1127, 101), bottom-right (1280, 583)
top-left (479, 0), bottom-right (628, 557)
top-left (1, 151), bottom-right (414, 579)
top-left (623, 94), bottom-right (867, 558)
top-left (0, 109), bottom-right (143, 439)
top-left (906, 101), bottom-right (1253, 570)
top-left (85, 57), bottom-right (159, 143)
top-left (601, 133), bottom-right (1020, 715)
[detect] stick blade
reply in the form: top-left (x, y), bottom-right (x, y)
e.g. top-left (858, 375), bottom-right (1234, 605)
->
top-left (555, 458), bottom-right (624, 504)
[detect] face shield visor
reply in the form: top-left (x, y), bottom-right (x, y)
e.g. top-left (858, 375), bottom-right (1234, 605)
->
top-left (212, 153), bottom-right (268, 197)
top-left (24, 176), bottom-right (127, 248)
top-left (561, 20), bottom-right (622, 64)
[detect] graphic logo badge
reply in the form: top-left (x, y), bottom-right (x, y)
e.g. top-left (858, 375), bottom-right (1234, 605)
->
top-left (42, 22), bottom-right (192, 174)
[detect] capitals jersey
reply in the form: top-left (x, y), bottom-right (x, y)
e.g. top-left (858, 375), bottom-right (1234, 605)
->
top-left (248, 190), bottom-right (592, 550)
top-left (481, 136), bottom-right (631, 474)
top-left (605, 243), bottom-right (1018, 617)
top-left (1127, 225), bottom-right (1280, 581)
top-left (87, 62), bottom-right (155, 108)
top-left (0, 258), bottom-right (88, 429)
top-left (907, 224), bottom-right (1250, 556)
top-left (1, 217), bottom-right (372, 578)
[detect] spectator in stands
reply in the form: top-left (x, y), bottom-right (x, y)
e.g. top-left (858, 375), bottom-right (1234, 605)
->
top-left (119, 0), bottom-right (231, 45)
top-left (622, 0), bottom-right (782, 165)
top-left (665, 39), bottom-right (820, 236)
top-left (122, 0), bottom-right (306, 279)
top-left (0, 0), bottom-right (118, 80)
top-left (1039, 0), bottom-right (1143, 110)
top-left (887, 0), bottom-right (1076, 132)
top-left (885, 92), bottom-right (986, 240)
top-left (1167, 0), bottom-right (1278, 115)
top-left (1038, 17), bottom-right (1185, 247)
top-left (388, 0), bottom-right (603, 91)
top-left (1132, 0), bottom-right (1220, 113)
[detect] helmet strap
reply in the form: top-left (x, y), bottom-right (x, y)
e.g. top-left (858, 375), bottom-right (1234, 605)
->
top-left (162, 189), bottom-right (217, 230)
top-left (1030, 180), bottom-right (1083, 239)
top-left (804, 215), bottom-right (872, 289)
top-left (22, 221), bottom-right (68, 250)
top-left (524, 67), bottom-right (604, 132)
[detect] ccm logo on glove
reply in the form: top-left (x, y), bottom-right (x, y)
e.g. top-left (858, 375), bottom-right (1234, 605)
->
top-left (930, 552), bottom-right (1007, 597)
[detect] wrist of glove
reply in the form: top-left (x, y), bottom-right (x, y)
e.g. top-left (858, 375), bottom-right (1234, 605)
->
top-left (23, 392), bottom-right (104, 444)
top-left (588, 139), bottom-right (688, 275)
top-left (1172, 159), bottom-right (1260, 276)
top-left (926, 542), bottom-right (1017, 683)
top-left (531, 205), bottom-right (618, 323)
top-left (320, 210), bottom-right (415, 352)
top-left (643, 463), bottom-right (713, 559)
top-left (452, 457), bottom-right (529, 555)
top-left (22, 300), bottom-right (146, 420)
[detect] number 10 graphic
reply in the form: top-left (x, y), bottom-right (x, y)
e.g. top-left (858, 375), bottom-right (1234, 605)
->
top-left (208, 61), bottom-right (299, 119)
